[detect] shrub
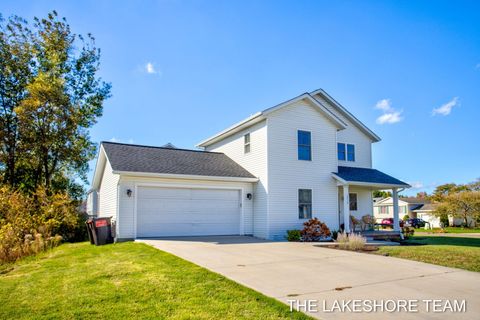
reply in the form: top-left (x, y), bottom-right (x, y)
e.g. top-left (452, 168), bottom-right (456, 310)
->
top-left (440, 213), bottom-right (449, 228)
top-left (286, 229), bottom-right (301, 242)
top-left (347, 233), bottom-right (367, 251)
top-left (300, 218), bottom-right (331, 242)
top-left (403, 214), bottom-right (410, 221)
top-left (331, 230), bottom-right (339, 240)
top-left (401, 226), bottom-right (415, 239)
top-left (336, 232), bottom-right (349, 249)
top-left (0, 186), bottom-right (84, 263)
top-left (335, 232), bottom-right (367, 251)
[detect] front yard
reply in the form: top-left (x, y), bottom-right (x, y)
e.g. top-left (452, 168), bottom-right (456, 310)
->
top-left (376, 235), bottom-right (480, 272)
top-left (0, 242), bottom-right (310, 320)
top-left (417, 227), bottom-right (480, 234)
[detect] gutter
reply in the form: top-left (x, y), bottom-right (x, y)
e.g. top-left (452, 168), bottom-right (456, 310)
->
top-left (112, 170), bottom-right (259, 183)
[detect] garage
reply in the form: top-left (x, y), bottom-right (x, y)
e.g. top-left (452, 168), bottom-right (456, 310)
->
top-left (136, 186), bottom-right (241, 237)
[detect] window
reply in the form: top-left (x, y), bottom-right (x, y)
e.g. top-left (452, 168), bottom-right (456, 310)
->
top-left (347, 144), bottom-right (355, 161)
top-left (298, 130), bottom-right (311, 161)
top-left (379, 206), bottom-right (389, 214)
top-left (349, 193), bottom-right (358, 211)
top-left (337, 143), bottom-right (346, 161)
top-left (298, 189), bottom-right (312, 219)
top-left (338, 143), bottom-right (355, 162)
top-left (400, 206), bottom-right (407, 214)
top-left (244, 133), bottom-right (251, 154)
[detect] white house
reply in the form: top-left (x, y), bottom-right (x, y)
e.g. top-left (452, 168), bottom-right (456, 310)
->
top-left (89, 89), bottom-right (410, 240)
top-left (373, 197), bottom-right (431, 220)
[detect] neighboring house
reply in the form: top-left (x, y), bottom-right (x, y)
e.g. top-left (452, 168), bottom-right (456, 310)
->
top-left (374, 197), bottom-right (431, 220)
top-left (89, 89), bottom-right (410, 241)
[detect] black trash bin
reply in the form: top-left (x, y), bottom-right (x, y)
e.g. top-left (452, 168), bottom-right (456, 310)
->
top-left (93, 217), bottom-right (114, 245)
top-left (85, 219), bottom-right (96, 245)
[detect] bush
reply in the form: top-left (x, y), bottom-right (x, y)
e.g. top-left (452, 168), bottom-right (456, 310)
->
top-left (300, 218), bottom-right (331, 242)
top-left (440, 213), bottom-right (449, 228)
top-left (331, 230), bottom-right (339, 240)
top-left (401, 226), bottom-right (415, 239)
top-left (0, 187), bottom-right (84, 263)
top-left (403, 214), bottom-right (410, 221)
top-left (335, 232), bottom-right (367, 251)
top-left (286, 229), bottom-right (301, 241)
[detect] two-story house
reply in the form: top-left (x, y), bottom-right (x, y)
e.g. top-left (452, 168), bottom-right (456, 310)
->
top-left (88, 89), bottom-right (410, 241)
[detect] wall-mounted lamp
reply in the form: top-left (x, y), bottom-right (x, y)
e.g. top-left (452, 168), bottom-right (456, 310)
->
top-left (126, 189), bottom-right (132, 197)
top-left (246, 193), bottom-right (253, 200)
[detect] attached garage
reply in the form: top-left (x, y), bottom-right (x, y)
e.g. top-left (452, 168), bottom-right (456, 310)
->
top-left (89, 142), bottom-right (257, 240)
top-left (136, 186), bottom-right (241, 237)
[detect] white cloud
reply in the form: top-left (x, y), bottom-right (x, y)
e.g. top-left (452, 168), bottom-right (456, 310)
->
top-left (145, 62), bottom-right (157, 74)
top-left (408, 181), bottom-right (424, 189)
top-left (375, 99), bottom-right (393, 112)
top-left (432, 97), bottom-right (459, 116)
top-left (375, 99), bottom-right (403, 124)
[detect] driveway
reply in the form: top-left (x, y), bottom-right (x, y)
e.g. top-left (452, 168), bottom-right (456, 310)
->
top-left (137, 236), bottom-right (480, 319)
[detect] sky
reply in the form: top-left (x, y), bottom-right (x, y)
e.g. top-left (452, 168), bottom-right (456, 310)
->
top-left (1, 0), bottom-right (479, 195)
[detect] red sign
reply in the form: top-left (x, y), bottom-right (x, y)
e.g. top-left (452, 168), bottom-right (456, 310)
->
top-left (95, 220), bottom-right (108, 228)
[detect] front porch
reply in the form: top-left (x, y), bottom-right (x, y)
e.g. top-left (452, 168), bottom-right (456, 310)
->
top-left (332, 166), bottom-right (411, 236)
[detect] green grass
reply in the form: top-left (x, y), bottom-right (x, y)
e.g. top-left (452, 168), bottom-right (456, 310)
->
top-left (377, 236), bottom-right (480, 272)
top-left (416, 227), bottom-right (480, 233)
top-left (0, 242), bottom-right (311, 320)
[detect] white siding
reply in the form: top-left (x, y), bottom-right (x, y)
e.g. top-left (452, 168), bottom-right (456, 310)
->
top-left (312, 94), bottom-right (373, 168)
top-left (98, 160), bottom-right (120, 219)
top-left (117, 175), bottom-right (254, 239)
top-left (205, 120), bottom-right (269, 239)
top-left (267, 100), bottom-right (339, 239)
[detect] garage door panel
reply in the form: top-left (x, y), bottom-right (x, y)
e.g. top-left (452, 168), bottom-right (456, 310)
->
top-left (136, 187), bottom-right (241, 237)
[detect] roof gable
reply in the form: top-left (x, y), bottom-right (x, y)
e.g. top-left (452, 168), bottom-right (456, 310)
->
top-left (197, 92), bottom-right (347, 148)
top-left (310, 89), bottom-right (381, 142)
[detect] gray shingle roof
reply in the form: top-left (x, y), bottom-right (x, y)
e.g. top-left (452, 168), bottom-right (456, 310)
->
top-left (102, 142), bottom-right (256, 179)
top-left (334, 166), bottom-right (410, 187)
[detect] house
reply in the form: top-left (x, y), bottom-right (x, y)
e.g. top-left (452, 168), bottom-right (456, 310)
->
top-left (88, 89), bottom-right (410, 241)
top-left (374, 197), bottom-right (432, 220)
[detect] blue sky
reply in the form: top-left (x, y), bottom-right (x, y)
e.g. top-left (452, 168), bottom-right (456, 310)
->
top-left (2, 0), bottom-right (479, 195)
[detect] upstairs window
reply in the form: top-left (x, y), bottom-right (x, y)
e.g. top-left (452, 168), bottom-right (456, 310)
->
top-left (347, 144), bottom-right (355, 161)
top-left (337, 143), bottom-right (346, 161)
top-left (298, 189), bottom-right (312, 219)
top-left (297, 130), bottom-right (311, 161)
top-left (244, 133), bottom-right (251, 154)
top-left (338, 143), bottom-right (355, 162)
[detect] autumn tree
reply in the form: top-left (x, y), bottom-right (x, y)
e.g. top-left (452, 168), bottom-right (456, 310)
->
top-left (0, 11), bottom-right (110, 196)
top-left (435, 191), bottom-right (480, 227)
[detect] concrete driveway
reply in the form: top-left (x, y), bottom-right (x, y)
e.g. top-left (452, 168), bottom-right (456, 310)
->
top-left (137, 236), bottom-right (480, 320)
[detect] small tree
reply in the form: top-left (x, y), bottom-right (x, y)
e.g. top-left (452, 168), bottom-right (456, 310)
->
top-left (435, 191), bottom-right (480, 227)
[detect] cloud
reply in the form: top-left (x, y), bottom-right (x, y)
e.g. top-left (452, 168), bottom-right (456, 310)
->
top-left (109, 137), bottom-right (134, 144)
top-left (145, 62), bottom-right (157, 74)
top-left (109, 137), bottom-right (118, 142)
top-left (408, 181), bottom-right (424, 189)
top-left (375, 99), bottom-right (403, 124)
top-left (432, 97), bottom-right (459, 116)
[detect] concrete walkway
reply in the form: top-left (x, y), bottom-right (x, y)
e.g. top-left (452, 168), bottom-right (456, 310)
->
top-left (138, 236), bottom-right (480, 320)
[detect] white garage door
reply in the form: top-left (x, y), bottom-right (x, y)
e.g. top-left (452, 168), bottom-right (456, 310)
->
top-left (136, 186), bottom-right (241, 237)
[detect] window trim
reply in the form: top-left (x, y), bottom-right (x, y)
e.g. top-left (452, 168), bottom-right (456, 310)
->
top-left (244, 133), bottom-right (251, 154)
top-left (349, 192), bottom-right (358, 211)
top-left (337, 142), bottom-right (356, 162)
top-left (297, 130), bottom-right (312, 161)
top-left (298, 188), bottom-right (313, 220)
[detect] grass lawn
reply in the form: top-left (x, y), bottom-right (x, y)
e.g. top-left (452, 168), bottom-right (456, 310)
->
top-left (0, 242), bottom-right (311, 320)
top-left (416, 227), bottom-right (480, 234)
top-left (376, 235), bottom-right (480, 272)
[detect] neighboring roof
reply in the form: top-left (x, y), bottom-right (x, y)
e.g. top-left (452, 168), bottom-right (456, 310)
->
top-left (197, 92), bottom-right (347, 148)
top-left (101, 141), bottom-right (256, 179)
top-left (399, 197), bottom-right (431, 204)
top-left (310, 89), bottom-right (381, 142)
top-left (332, 166), bottom-right (410, 188)
top-left (374, 197), bottom-right (431, 206)
top-left (161, 142), bottom-right (177, 149)
top-left (413, 203), bottom-right (438, 212)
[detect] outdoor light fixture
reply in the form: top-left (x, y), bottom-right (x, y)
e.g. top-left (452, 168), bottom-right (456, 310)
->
top-left (126, 189), bottom-right (132, 197)
top-left (246, 193), bottom-right (253, 200)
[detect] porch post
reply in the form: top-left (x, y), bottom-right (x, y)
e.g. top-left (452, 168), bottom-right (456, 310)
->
top-left (392, 188), bottom-right (400, 232)
top-left (343, 184), bottom-right (350, 233)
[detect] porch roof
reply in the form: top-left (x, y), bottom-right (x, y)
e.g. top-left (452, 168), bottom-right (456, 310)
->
top-left (332, 166), bottom-right (411, 189)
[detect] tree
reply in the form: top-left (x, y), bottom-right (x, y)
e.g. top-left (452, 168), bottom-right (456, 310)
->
top-left (430, 183), bottom-right (468, 202)
top-left (0, 11), bottom-right (111, 195)
top-left (435, 191), bottom-right (480, 227)
top-left (373, 190), bottom-right (391, 198)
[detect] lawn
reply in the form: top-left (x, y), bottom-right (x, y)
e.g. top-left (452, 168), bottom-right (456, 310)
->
top-left (416, 227), bottom-right (480, 234)
top-left (376, 235), bottom-right (480, 272)
top-left (0, 242), bottom-right (311, 320)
